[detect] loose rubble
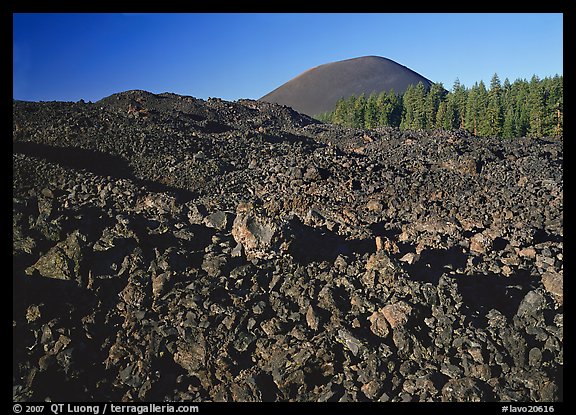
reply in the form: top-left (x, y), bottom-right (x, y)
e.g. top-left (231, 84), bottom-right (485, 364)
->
top-left (13, 90), bottom-right (562, 402)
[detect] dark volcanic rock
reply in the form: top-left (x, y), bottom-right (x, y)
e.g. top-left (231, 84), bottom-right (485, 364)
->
top-left (441, 377), bottom-right (487, 402)
top-left (13, 91), bottom-right (562, 402)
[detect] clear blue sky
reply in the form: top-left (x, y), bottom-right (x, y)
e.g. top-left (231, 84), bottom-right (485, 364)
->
top-left (13, 13), bottom-right (563, 102)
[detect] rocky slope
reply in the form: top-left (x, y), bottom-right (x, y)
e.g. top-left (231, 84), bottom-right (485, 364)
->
top-left (13, 90), bottom-right (563, 402)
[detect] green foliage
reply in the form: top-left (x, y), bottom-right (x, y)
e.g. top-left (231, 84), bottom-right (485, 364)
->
top-left (364, 93), bottom-right (379, 129)
top-left (451, 78), bottom-right (467, 129)
top-left (425, 82), bottom-right (447, 129)
top-left (486, 73), bottom-right (503, 137)
top-left (315, 73), bottom-right (562, 138)
top-left (353, 93), bottom-right (367, 128)
top-left (528, 75), bottom-right (545, 137)
top-left (465, 82), bottom-right (481, 135)
top-left (377, 90), bottom-right (402, 127)
top-left (400, 84), bottom-right (416, 130)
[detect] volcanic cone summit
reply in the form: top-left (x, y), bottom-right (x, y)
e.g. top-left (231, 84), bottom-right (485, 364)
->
top-left (260, 55), bottom-right (434, 116)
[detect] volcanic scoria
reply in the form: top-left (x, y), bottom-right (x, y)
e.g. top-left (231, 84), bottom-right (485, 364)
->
top-left (13, 90), bottom-right (562, 402)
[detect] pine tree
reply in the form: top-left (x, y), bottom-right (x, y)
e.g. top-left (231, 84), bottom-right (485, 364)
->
top-left (364, 92), bottom-right (379, 129)
top-left (376, 89), bottom-right (402, 127)
top-left (465, 82), bottom-right (479, 136)
top-left (375, 91), bottom-right (387, 126)
top-left (555, 75), bottom-right (563, 136)
top-left (513, 79), bottom-right (530, 137)
top-left (465, 81), bottom-right (489, 136)
top-left (435, 100), bottom-right (448, 129)
top-left (555, 96), bottom-right (563, 137)
top-left (344, 96), bottom-right (358, 127)
top-left (485, 73), bottom-right (503, 137)
top-left (443, 94), bottom-right (457, 130)
top-left (388, 90), bottom-right (402, 127)
top-left (543, 75), bottom-right (563, 136)
top-left (400, 84), bottom-right (416, 130)
top-left (528, 75), bottom-right (545, 137)
top-left (502, 106), bottom-right (516, 138)
top-left (353, 94), bottom-right (367, 128)
top-left (413, 82), bottom-right (427, 129)
top-left (332, 97), bottom-right (348, 126)
top-left (500, 78), bottom-right (515, 138)
top-left (475, 81), bottom-right (489, 136)
top-left (451, 78), bottom-right (467, 129)
top-left (425, 83), bottom-right (446, 129)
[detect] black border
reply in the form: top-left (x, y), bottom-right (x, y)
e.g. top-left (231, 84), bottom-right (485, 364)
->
top-left (8, 3), bottom-right (568, 412)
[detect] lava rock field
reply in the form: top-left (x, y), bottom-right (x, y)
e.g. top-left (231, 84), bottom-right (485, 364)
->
top-left (13, 90), bottom-right (563, 402)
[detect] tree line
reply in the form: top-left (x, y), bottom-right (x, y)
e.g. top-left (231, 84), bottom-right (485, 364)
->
top-left (315, 74), bottom-right (563, 138)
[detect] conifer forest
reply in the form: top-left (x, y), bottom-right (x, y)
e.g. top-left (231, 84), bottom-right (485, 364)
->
top-left (316, 74), bottom-right (563, 138)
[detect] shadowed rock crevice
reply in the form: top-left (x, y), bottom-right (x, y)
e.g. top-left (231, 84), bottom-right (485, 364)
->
top-left (401, 247), bottom-right (468, 285)
top-left (454, 272), bottom-right (540, 328)
top-left (287, 220), bottom-right (374, 264)
top-left (13, 141), bottom-right (198, 201)
top-left (13, 141), bottom-right (134, 180)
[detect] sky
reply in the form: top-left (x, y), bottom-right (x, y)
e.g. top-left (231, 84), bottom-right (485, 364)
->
top-left (13, 13), bottom-right (563, 103)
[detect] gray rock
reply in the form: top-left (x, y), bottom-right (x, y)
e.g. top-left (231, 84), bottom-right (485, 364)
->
top-left (441, 363), bottom-right (464, 379)
top-left (441, 377), bottom-right (486, 402)
top-left (25, 230), bottom-right (86, 282)
top-left (233, 332), bottom-right (256, 352)
top-left (336, 329), bottom-right (363, 357)
top-left (528, 347), bottom-right (542, 367)
top-left (201, 253), bottom-right (228, 278)
top-left (173, 332), bottom-right (207, 373)
top-left (204, 211), bottom-right (233, 231)
top-left (516, 290), bottom-right (547, 319)
top-left (305, 305), bottom-right (320, 331)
